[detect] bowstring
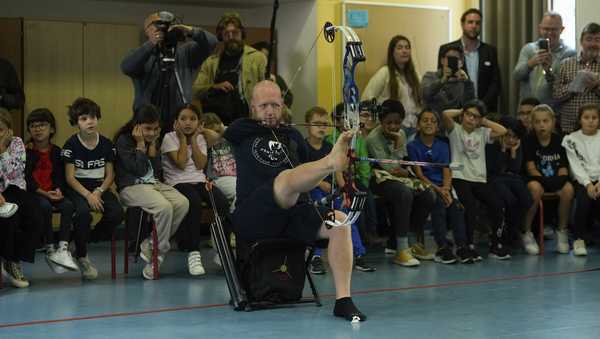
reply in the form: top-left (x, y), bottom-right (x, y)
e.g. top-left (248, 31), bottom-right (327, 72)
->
top-left (268, 128), bottom-right (328, 226)
top-left (281, 29), bottom-right (323, 100)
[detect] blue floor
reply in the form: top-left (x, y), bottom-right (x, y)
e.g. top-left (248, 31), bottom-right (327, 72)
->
top-left (1, 242), bottom-right (600, 339)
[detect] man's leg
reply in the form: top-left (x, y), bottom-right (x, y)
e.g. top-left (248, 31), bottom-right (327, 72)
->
top-left (273, 131), bottom-right (353, 208)
top-left (318, 210), bottom-right (366, 321)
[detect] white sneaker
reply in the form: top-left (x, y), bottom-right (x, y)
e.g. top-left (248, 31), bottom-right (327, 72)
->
top-left (556, 229), bottom-right (569, 254)
top-left (384, 248), bottom-right (397, 255)
top-left (2, 261), bottom-right (29, 288)
top-left (139, 238), bottom-right (152, 263)
top-left (0, 202), bottom-right (18, 218)
top-left (573, 239), bottom-right (588, 256)
top-left (77, 256), bottom-right (98, 280)
top-left (142, 255), bottom-right (164, 280)
top-left (187, 251), bottom-right (205, 276)
top-left (522, 232), bottom-right (540, 255)
top-left (45, 248), bottom-right (67, 274)
top-left (49, 242), bottom-right (79, 271)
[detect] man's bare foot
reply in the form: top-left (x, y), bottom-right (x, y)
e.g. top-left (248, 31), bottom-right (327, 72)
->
top-left (327, 131), bottom-right (355, 172)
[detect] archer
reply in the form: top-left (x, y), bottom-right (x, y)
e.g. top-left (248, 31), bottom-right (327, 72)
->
top-left (223, 80), bottom-right (367, 322)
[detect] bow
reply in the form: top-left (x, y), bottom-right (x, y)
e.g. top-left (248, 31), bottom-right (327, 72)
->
top-left (320, 22), bottom-right (367, 228)
top-left (264, 0), bottom-right (279, 79)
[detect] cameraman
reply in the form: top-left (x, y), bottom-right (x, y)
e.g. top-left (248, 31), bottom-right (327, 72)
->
top-left (192, 13), bottom-right (266, 125)
top-left (422, 45), bottom-right (475, 120)
top-left (121, 11), bottom-right (217, 131)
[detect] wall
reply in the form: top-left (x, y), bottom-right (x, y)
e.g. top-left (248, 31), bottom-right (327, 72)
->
top-left (576, 0), bottom-right (598, 51)
top-left (275, 1), bottom-right (318, 122)
top-left (315, 0), bottom-right (475, 110)
top-left (0, 0), bottom-right (271, 27)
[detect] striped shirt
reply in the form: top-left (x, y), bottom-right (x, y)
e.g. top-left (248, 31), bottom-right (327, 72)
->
top-left (553, 54), bottom-right (600, 133)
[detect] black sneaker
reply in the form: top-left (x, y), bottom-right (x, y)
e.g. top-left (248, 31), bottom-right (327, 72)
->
top-left (456, 246), bottom-right (474, 264)
top-left (354, 256), bottom-right (376, 272)
top-left (310, 256), bottom-right (326, 275)
top-left (434, 246), bottom-right (457, 264)
top-left (489, 243), bottom-right (511, 260)
top-left (468, 244), bottom-right (483, 262)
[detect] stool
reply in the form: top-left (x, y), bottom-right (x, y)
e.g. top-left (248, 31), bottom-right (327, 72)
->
top-left (111, 207), bottom-right (160, 279)
top-left (538, 192), bottom-right (560, 255)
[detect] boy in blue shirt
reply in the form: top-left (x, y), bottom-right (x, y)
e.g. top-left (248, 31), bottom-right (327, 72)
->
top-left (408, 109), bottom-right (472, 264)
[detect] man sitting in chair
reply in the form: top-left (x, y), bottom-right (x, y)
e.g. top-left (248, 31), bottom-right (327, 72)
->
top-left (223, 80), bottom-right (366, 322)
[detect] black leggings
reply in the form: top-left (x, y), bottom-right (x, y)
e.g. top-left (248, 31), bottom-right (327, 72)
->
top-left (574, 182), bottom-right (600, 240)
top-left (453, 179), bottom-right (505, 245)
top-left (0, 186), bottom-right (44, 263)
top-left (36, 194), bottom-right (74, 244)
top-left (66, 188), bottom-right (124, 258)
top-left (174, 182), bottom-right (232, 251)
top-left (370, 178), bottom-right (436, 239)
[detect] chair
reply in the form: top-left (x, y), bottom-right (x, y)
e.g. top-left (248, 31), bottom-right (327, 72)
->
top-left (537, 193), bottom-right (560, 255)
top-left (233, 237), bottom-right (323, 310)
top-left (111, 207), bottom-right (160, 279)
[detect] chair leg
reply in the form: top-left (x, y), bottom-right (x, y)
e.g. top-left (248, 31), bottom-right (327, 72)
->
top-left (151, 223), bottom-right (159, 280)
top-left (538, 200), bottom-right (545, 255)
top-left (111, 231), bottom-right (117, 280)
top-left (124, 221), bottom-right (129, 275)
top-left (304, 249), bottom-right (321, 307)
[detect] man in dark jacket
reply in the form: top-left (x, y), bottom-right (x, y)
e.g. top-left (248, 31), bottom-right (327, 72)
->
top-left (0, 58), bottom-right (24, 110)
top-left (121, 11), bottom-right (217, 131)
top-left (437, 8), bottom-right (501, 112)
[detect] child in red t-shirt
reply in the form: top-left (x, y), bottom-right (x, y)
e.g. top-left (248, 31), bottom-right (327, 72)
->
top-left (25, 108), bottom-right (78, 273)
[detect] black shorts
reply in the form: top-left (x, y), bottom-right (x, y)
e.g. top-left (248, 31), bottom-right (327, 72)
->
top-left (527, 176), bottom-right (569, 193)
top-left (233, 178), bottom-right (327, 245)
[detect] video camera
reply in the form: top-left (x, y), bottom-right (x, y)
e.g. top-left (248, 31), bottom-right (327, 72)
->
top-left (153, 11), bottom-right (186, 65)
top-left (359, 98), bottom-right (382, 121)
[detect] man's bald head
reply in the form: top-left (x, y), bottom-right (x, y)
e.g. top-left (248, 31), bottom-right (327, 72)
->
top-left (251, 80), bottom-right (284, 127)
top-left (252, 80), bottom-right (282, 103)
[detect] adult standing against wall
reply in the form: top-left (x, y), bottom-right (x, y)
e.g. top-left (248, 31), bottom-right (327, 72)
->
top-left (553, 23), bottom-right (600, 134)
top-left (513, 12), bottom-right (576, 108)
top-left (362, 35), bottom-right (422, 138)
top-left (121, 11), bottom-right (217, 131)
top-left (0, 57), bottom-right (24, 111)
top-left (193, 13), bottom-right (266, 126)
top-left (437, 8), bottom-right (500, 113)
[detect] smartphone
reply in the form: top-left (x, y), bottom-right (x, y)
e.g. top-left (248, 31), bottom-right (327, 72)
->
top-left (538, 38), bottom-right (549, 50)
top-left (447, 56), bottom-right (459, 73)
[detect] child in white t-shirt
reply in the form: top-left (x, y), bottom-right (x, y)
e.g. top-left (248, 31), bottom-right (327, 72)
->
top-left (442, 99), bottom-right (508, 261)
top-left (562, 103), bottom-right (600, 256)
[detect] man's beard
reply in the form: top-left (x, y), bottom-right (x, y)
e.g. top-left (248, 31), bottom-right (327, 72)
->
top-left (465, 29), bottom-right (480, 40)
top-left (583, 48), bottom-right (600, 62)
top-left (224, 40), bottom-right (243, 56)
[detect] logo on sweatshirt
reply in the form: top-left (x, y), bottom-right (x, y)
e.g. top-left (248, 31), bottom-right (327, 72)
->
top-left (252, 137), bottom-right (287, 167)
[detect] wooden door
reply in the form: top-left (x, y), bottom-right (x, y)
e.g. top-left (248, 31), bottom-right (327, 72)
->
top-left (24, 20), bottom-right (83, 146)
top-left (84, 22), bottom-right (139, 141)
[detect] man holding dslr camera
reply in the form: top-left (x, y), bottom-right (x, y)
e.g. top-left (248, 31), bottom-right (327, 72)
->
top-left (513, 12), bottom-right (575, 107)
top-left (121, 11), bottom-right (217, 131)
top-left (422, 45), bottom-right (475, 119)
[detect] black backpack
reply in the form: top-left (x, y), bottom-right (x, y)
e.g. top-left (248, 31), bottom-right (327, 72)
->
top-left (237, 239), bottom-right (307, 304)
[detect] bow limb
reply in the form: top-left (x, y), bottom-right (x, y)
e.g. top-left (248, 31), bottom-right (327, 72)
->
top-left (265, 0), bottom-right (280, 79)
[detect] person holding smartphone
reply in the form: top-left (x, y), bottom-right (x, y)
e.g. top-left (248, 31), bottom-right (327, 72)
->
top-left (513, 12), bottom-right (575, 108)
top-left (422, 44), bottom-right (475, 125)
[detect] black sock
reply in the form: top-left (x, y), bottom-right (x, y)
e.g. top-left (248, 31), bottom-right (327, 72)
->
top-left (333, 297), bottom-right (367, 322)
